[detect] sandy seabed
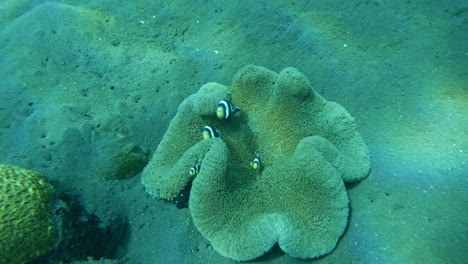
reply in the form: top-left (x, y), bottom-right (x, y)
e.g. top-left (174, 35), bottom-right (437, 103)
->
top-left (0, 0), bottom-right (466, 263)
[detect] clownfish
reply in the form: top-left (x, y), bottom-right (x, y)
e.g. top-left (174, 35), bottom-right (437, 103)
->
top-left (250, 151), bottom-right (260, 170)
top-left (189, 161), bottom-right (201, 177)
top-left (202, 125), bottom-right (220, 139)
top-left (216, 99), bottom-right (240, 121)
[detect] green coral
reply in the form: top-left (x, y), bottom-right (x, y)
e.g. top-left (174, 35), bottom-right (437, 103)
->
top-left (142, 65), bottom-right (370, 260)
top-left (0, 164), bottom-right (56, 263)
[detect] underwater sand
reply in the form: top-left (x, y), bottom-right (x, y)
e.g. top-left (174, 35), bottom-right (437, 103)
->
top-left (0, 0), bottom-right (466, 263)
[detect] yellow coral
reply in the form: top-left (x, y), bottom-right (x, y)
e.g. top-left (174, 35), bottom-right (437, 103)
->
top-left (0, 164), bottom-right (56, 264)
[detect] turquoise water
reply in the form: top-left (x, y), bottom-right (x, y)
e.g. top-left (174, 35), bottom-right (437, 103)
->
top-left (0, 0), bottom-right (466, 263)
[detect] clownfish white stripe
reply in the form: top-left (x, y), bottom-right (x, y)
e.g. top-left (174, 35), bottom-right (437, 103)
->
top-left (202, 125), bottom-right (220, 139)
top-left (250, 158), bottom-right (260, 170)
top-left (250, 151), bottom-right (260, 170)
top-left (217, 99), bottom-right (240, 121)
top-left (189, 163), bottom-right (201, 176)
top-left (220, 100), bottom-right (230, 119)
top-left (189, 167), bottom-right (196, 176)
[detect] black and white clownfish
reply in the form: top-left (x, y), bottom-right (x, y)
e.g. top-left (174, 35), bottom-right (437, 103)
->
top-left (189, 161), bottom-right (201, 177)
top-left (202, 125), bottom-right (220, 139)
top-left (216, 99), bottom-right (240, 121)
top-left (250, 151), bottom-right (260, 170)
